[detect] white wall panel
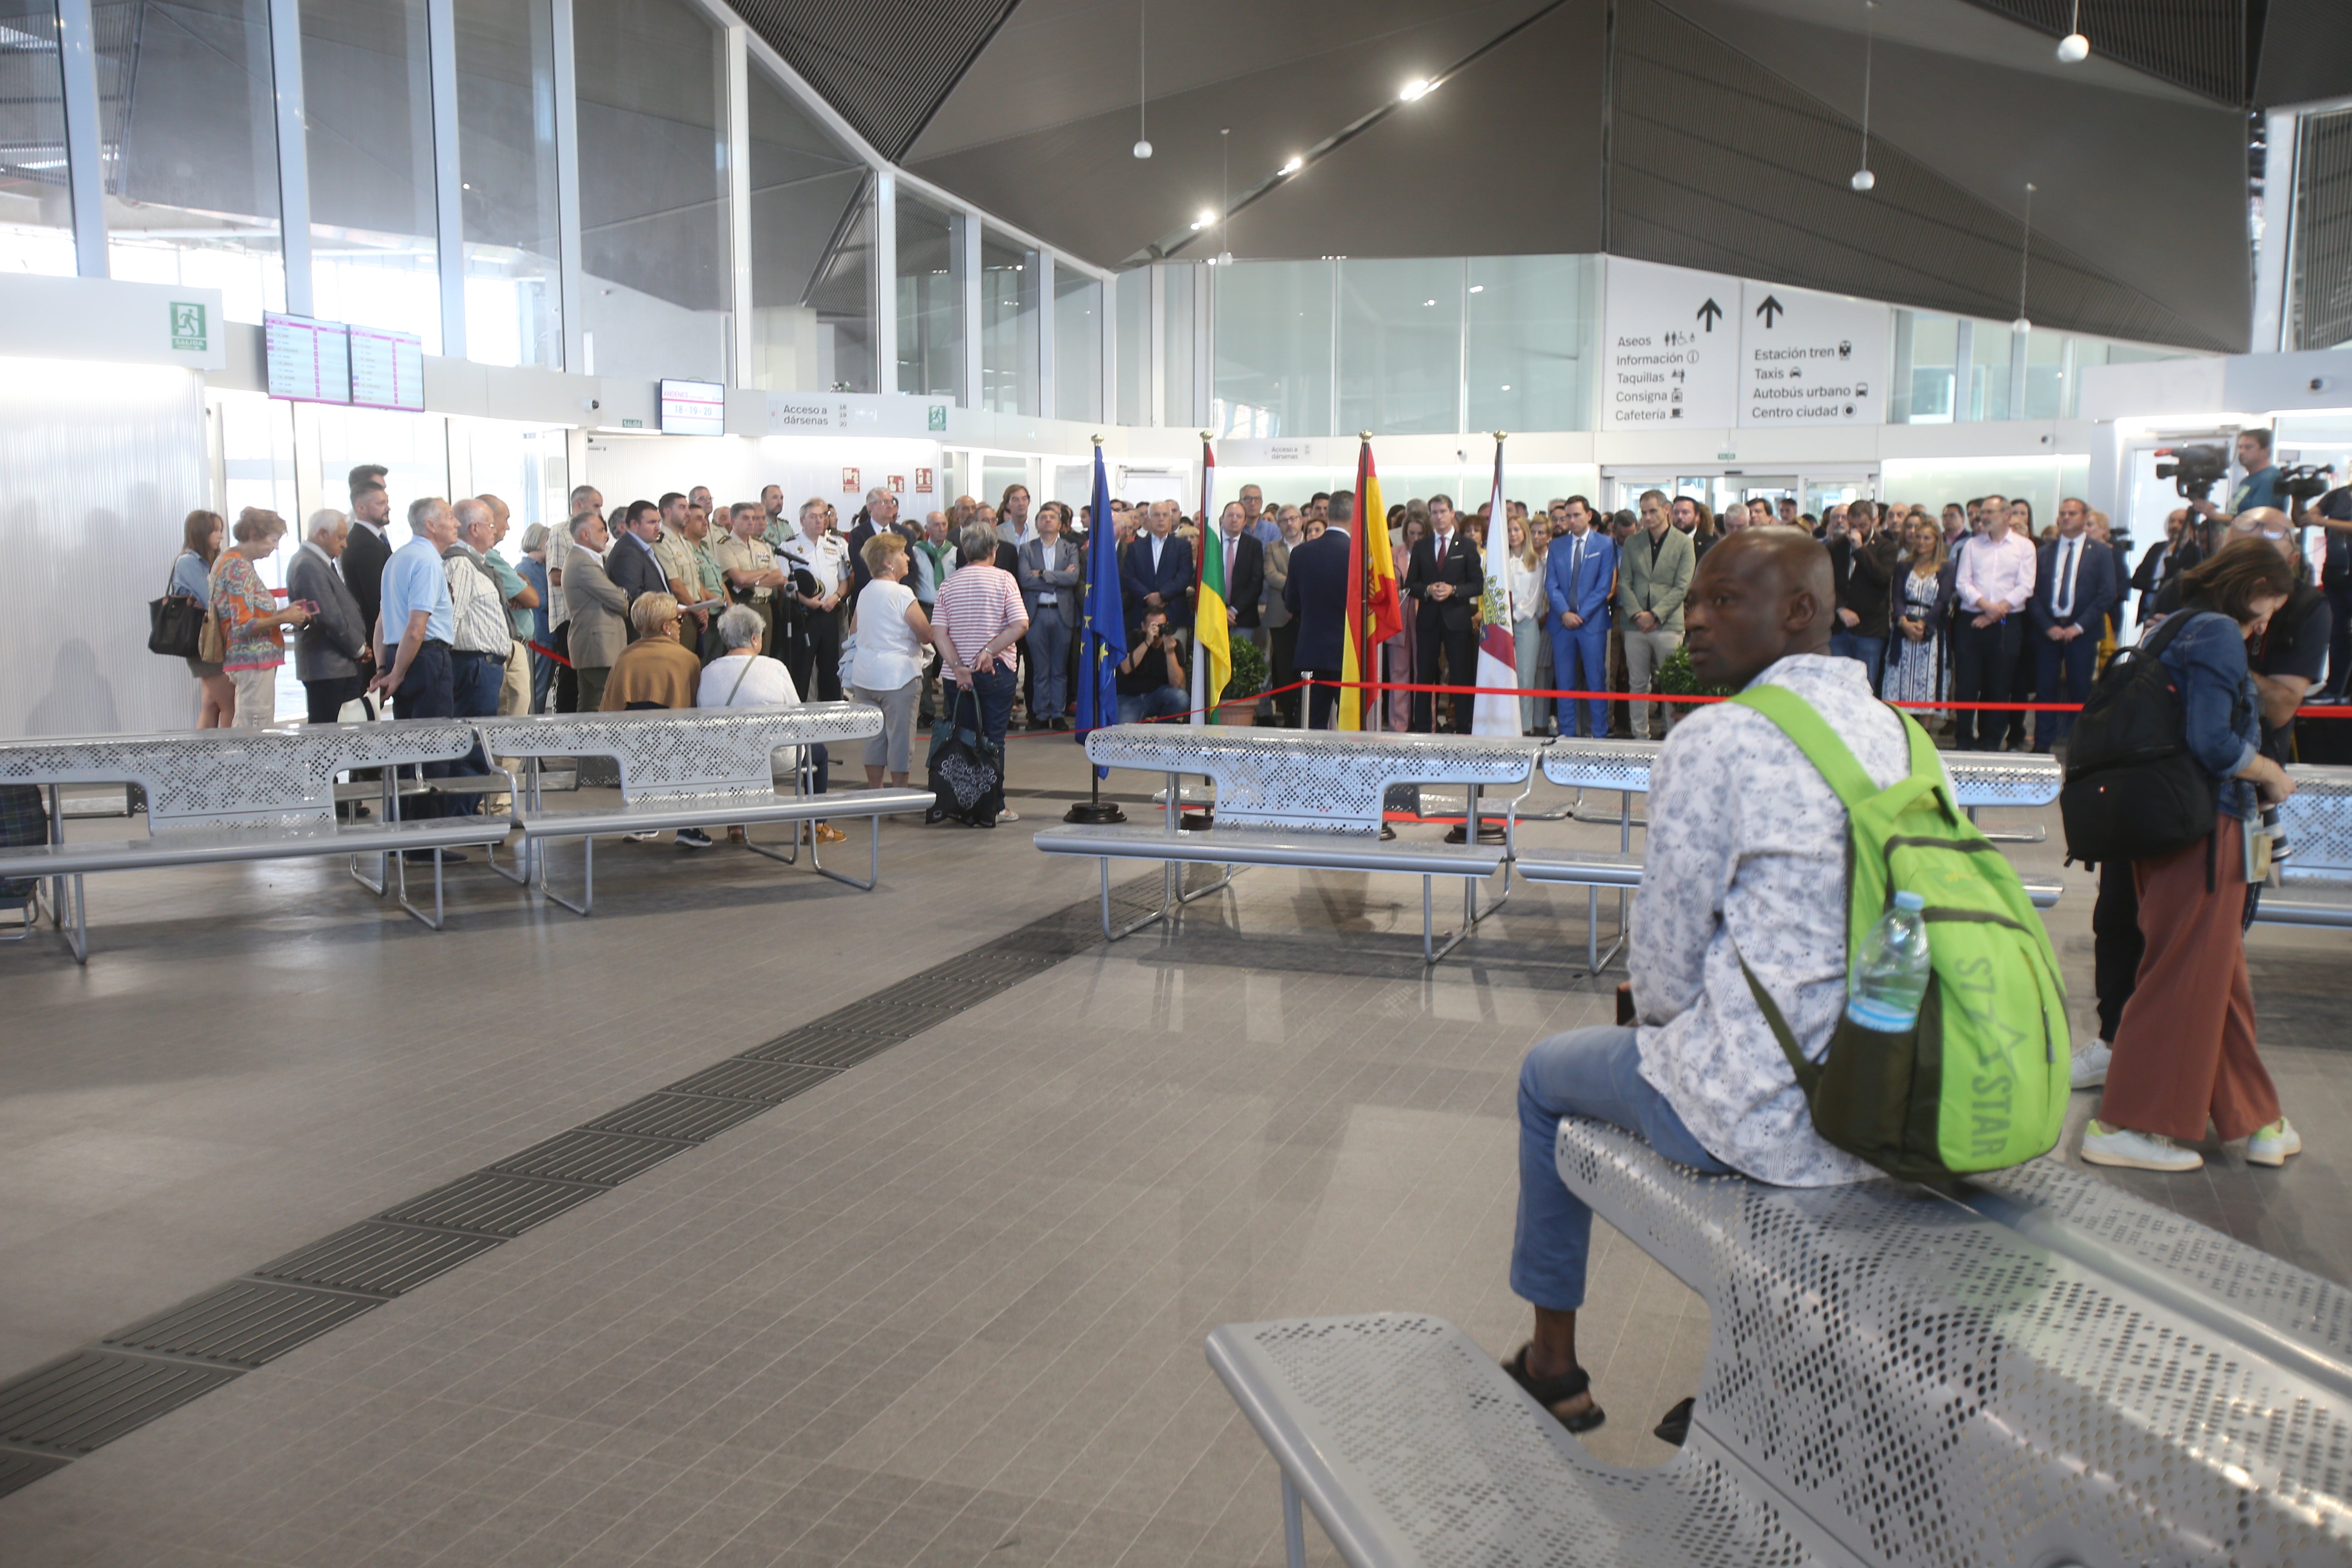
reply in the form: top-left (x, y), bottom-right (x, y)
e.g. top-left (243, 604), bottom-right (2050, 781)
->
top-left (0, 361), bottom-right (209, 738)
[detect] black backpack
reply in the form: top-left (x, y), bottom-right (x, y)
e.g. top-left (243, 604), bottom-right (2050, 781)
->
top-left (2058, 612), bottom-right (2218, 865)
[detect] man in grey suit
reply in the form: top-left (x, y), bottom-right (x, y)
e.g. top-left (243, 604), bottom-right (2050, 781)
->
top-left (1016, 502), bottom-right (1082, 729)
top-left (289, 509), bottom-right (370, 723)
top-left (1615, 488), bottom-right (1696, 740)
top-left (563, 512), bottom-right (630, 712)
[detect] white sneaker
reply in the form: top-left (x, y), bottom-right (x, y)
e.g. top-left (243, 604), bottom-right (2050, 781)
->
top-left (624, 829), bottom-right (661, 843)
top-left (2247, 1118), bottom-right (2302, 1167)
top-left (997, 808), bottom-right (1019, 822)
top-left (2070, 1039), bottom-right (2112, 1090)
top-left (2081, 1120), bottom-right (2203, 1172)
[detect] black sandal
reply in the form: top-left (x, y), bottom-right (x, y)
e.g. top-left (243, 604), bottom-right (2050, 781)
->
top-left (1502, 1344), bottom-right (1606, 1434)
top-left (1653, 1396), bottom-right (1695, 1447)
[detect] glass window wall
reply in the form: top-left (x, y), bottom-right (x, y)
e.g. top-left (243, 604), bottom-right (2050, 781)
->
top-left (1054, 268), bottom-right (1102, 424)
top-left (1467, 255), bottom-right (1589, 434)
top-left (1213, 260), bottom-right (1332, 438)
top-left (2021, 328), bottom-right (2068, 421)
top-left (980, 226), bottom-right (1037, 415)
top-left (897, 191), bottom-right (961, 399)
top-left (299, 0), bottom-right (443, 348)
top-left (1974, 328), bottom-right (2014, 422)
top-left (1339, 258), bottom-right (1461, 436)
top-left (573, 0), bottom-right (726, 382)
top-left (95, 0), bottom-right (285, 319)
top-left (456, 0), bottom-right (562, 368)
top-left (746, 59), bottom-right (873, 393)
top-left (0, 0), bottom-right (76, 277)
top-left (1115, 269), bottom-right (1148, 423)
top-left (1160, 264), bottom-right (1192, 426)
top-left (1893, 312), bottom-right (1957, 424)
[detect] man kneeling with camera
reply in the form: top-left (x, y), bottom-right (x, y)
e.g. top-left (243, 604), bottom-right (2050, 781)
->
top-left (1117, 608), bottom-right (1189, 724)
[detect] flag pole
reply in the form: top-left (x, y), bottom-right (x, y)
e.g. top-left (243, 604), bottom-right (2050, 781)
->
top-left (1064, 433), bottom-right (1126, 825)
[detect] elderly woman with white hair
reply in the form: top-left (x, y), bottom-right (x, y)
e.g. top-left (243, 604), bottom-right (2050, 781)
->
top-left (700, 603), bottom-right (841, 845)
top-left (211, 507), bottom-right (312, 728)
top-left (287, 508), bottom-right (370, 722)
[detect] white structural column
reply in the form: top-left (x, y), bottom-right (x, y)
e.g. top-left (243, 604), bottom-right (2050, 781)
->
top-left (53, 0), bottom-right (106, 278)
top-left (266, 0), bottom-right (313, 315)
top-left (1951, 318), bottom-right (1975, 421)
top-left (2253, 107), bottom-right (2302, 353)
top-left (2007, 328), bottom-right (2028, 421)
top-left (1036, 249), bottom-right (1055, 420)
top-left (874, 172), bottom-right (897, 395)
top-left (1193, 262), bottom-right (1211, 428)
top-left (725, 24), bottom-right (752, 387)
top-left (426, 0), bottom-right (466, 358)
top-left (551, 0), bottom-right (585, 372)
top-left (1101, 268), bottom-right (1117, 426)
top-left (1148, 265), bottom-right (1165, 426)
top-left (961, 211), bottom-right (982, 410)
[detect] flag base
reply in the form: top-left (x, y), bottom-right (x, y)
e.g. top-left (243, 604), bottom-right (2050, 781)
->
top-left (1063, 799), bottom-right (1127, 824)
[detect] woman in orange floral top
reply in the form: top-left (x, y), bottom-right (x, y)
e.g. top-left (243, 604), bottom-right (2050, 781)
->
top-left (211, 508), bottom-right (311, 728)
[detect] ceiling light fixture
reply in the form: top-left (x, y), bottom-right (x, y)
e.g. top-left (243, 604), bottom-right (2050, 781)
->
top-left (1132, 0), bottom-right (1152, 157)
top-left (2056, 0), bottom-right (2089, 62)
top-left (1280, 155), bottom-right (1303, 175)
top-left (1400, 78), bottom-right (1431, 102)
top-left (2013, 182), bottom-right (2036, 333)
top-left (1851, 0), bottom-right (1877, 192)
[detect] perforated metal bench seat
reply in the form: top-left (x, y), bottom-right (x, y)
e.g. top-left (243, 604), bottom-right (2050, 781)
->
top-left (1206, 1313), bottom-right (1829, 1568)
top-left (0, 817), bottom-right (504, 877)
top-left (2251, 881), bottom-right (2352, 927)
top-left (511, 786), bottom-right (933, 840)
top-left (1556, 1117), bottom-right (2352, 1566)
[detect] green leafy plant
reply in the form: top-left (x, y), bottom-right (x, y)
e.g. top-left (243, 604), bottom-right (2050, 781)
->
top-left (1654, 643), bottom-right (1736, 699)
top-left (1221, 636), bottom-right (1269, 701)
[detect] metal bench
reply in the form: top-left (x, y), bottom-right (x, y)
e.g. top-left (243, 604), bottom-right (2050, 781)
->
top-left (1208, 1122), bottom-right (2352, 1568)
top-left (1034, 726), bottom-right (1539, 963)
top-left (2253, 764), bottom-right (2352, 929)
top-left (470, 705), bottom-right (933, 915)
top-left (0, 722), bottom-right (507, 960)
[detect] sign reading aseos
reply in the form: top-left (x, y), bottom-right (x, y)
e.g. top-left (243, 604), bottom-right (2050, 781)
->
top-left (1738, 280), bottom-right (1890, 426)
top-left (1602, 256), bottom-right (1740, 430)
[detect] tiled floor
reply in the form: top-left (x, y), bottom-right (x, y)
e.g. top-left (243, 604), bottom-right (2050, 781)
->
top-left (0, 742), bottom-right (2343, 1566)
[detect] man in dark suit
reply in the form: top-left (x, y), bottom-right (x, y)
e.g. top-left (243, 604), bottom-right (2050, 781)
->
top-left (1402, 493), bottom-right (1483, 733)
top-left (606, 499), bottom-right (668, 637)
top-left (343, 477), bottom-right (394, 647)
top-left (2029, 496), bottom-right (2119, 752)
top-left (1283, 490), bottom-right (1354, 729)
top-left (1210, 500), bottom-right (1266, 637)
top-left (1122, 499), bottom-right (1195, 642)
top-left (1826, 501), bottom-right (1900, 692)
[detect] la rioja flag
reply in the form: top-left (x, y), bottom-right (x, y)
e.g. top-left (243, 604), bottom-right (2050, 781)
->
top-left (1471, 437), bottom-right (1519, 738)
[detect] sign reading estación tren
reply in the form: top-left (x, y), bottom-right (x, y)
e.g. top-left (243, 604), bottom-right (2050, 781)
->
top-left (1602, 256), bottom-right (1892, 431)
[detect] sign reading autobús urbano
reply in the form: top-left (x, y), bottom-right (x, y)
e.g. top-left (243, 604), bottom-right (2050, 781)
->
top-left (1738, 280), bottom-right (1890, 426)
top-left (1602, 256), bottom-right (1740, 429)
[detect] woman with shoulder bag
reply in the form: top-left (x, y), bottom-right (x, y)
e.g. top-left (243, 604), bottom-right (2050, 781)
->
top-left (172, 510), bottom-right (236, 727)
top-left (2084, 539), bottom-right (2301, 1174)
top-left (211, 508), bottom-right (312, 729)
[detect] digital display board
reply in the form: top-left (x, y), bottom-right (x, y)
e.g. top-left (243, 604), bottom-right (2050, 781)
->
top-left (348, 325), bottom-right (425, 411)
top-left (659, 378), bottom-right (725, 436)
top-left (264, 312), bottom-right (351, 405)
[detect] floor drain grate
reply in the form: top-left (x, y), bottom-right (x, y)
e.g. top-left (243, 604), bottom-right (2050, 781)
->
top-left (0, 1352), bottom-right (240, 1455)
top-left (487, 1129), bottom-right (695, 1186)
top-left (100, 1282), bottom-right (379, 1369)
top-left (251, 1222), bottom-right (502, 1297)
top-left (0, 1448), bottom-right (70, 1499)
top-left (377, 1173), bottom-right (605, 1239)
top-left (581, 1092), bottom-right (772, 1142)
top-left (741, 1024), bottom-right (908, 1069)
top-left (664, 1059), bottom-right (839, 1104)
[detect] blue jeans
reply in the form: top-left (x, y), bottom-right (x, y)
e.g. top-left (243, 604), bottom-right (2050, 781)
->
top-left (1511, 1025), bottom-right (1728, 1312)
top-left (1549, 622), bottom-right (1609, 737)
top-left (1828, 628), bottom-right (1887, 694)
top-left (964, 664), bottom-right (1016, 752)
top-left (1117, 685), bottom-right (1187, 724)
top-left (1026, 606), bottom-right (1071, 720)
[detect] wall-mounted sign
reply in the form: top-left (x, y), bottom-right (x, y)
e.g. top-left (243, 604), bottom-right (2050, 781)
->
top-left (658, 378), bottom-right (725, 436)
top-left (927, 405), bottom-right (948, 431)
top-left (349, 324), bottom-right (424, 411)
top-left (264, 312), bottom-right (352, 405)
top-left (1737, 280), bottom-right (1889, 427)
top-left (915, 467), bottom-right (934, 493)
top-left (1602, 257), bottom-right (1740, 430)
top-left (1265, 441), bottom-right (1314, 461)
top-left (885, 474), bottom-right (906, 494)
top-left (841, 466), bottom-right (860, 493)
top-left (169, 301), bottom-right (207, 353)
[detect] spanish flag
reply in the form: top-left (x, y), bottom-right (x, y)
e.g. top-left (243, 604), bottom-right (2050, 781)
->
top-left (1341, 435), bottom-right (1404, 730)
top-left (1192, 435), bottom-right (1230, 722)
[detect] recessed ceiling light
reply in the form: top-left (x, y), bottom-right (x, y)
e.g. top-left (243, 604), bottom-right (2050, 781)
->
top-left (1424, 299), bottom-right (1436, 306)
top-left (1280, 156), bottom-right (1303, 174)
top-left (1198, 209), bottom-right (1217, 227)
top-left (1469, 284), bottom-right (1484, 294)
top-left (1400, 78), bottom-right (1431, 101)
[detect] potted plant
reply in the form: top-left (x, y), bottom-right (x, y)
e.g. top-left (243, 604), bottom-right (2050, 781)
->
top-left (1652, 644), bottom-right (1735, 730)
top-left (1215, 638), bottom-right (1269, 725)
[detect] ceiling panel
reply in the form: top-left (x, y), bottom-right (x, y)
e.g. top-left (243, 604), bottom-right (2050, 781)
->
top-left (729, 0), bottom-right (1018, 158)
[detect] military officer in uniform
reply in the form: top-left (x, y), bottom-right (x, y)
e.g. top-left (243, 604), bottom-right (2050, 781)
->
top-left (776, 495), bottom-right (852, 699)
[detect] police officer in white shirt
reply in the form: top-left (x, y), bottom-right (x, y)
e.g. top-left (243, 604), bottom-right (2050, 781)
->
top-left (776, 495), bottom-right (852, 700)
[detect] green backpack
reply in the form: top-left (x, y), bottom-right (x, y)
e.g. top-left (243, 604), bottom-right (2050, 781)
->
top-left (1731, 685), bottom-right (2070, 1182)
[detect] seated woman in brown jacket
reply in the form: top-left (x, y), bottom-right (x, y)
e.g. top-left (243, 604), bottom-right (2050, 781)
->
top-left (601, 593), bottom-right (701, 711)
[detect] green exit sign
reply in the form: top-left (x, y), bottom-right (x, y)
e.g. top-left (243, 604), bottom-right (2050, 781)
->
top-left (169, 301), bottom-right (207, 351)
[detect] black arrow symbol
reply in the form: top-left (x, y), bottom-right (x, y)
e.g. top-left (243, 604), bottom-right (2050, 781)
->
top-left (1755, 295), bottom-right (1785, 328)
top-left (1696, 298), bottom-right (1723, 332)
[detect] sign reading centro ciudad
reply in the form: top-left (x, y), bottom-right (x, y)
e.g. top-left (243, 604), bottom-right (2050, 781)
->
top-left (1602, 255), bottom-right (1892, 431)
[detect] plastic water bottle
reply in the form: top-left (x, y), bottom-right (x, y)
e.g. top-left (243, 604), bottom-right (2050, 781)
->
top-left (1847, 891), bottom-right (1933, 1032)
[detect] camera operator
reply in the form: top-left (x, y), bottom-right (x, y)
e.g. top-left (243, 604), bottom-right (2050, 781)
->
top-left (1116, 608), bottom-right (1189, 724)
top-left (2189, 428), bottom-right (2282, 529)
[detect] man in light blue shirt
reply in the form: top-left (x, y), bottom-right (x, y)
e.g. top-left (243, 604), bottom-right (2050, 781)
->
top-left (368, 497), bottom-right (461, 836)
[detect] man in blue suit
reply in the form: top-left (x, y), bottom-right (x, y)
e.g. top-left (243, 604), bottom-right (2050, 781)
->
top-left (1283, 491), bottom-right (1356, 729)
top-left (1542, 496), bottom-right (1615, 737)
top-left (1121, 499), bottom-right (1195, 642)
top-left (2029, 496), bottom-right (2118, 752)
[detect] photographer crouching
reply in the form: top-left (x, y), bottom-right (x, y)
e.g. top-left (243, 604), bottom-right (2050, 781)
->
top-left (1117, 608), bottom-right (1188, 724)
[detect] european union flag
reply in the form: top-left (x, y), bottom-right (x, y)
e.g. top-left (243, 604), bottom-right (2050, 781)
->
top-left (1076, 445), bottom-right (1127, 765)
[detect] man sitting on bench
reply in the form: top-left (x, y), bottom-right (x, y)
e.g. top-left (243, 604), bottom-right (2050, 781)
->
top-left (1505, 530), bottom-right (1895, 1435)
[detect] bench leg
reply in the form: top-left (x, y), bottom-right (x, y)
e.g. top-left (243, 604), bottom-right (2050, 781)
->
top-left (481, 832), bottom-right (530, 886)
top-left (536, 835), bottom-right (595, 916)
top-left (1423, 876), bottom-right (1475, 965)
top-left (806, 813), bottom-right (882, 892)
top-left (392, 848), bottom-right (449, 931)
top-left (55, 873), bottom-right (87, 965)
top-left (1175, 862), bottom-right (1243, 905)
top-left (1098, 858), bottom-right (1170, 941)
top-left (1965, 803), bottom-right (2045, 845)
top-left (1280, 1474), bottom-right (1307, 1568)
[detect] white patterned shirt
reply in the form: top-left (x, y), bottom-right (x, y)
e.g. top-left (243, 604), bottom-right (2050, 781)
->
top-left (1631, 653), bottom-right (1948, 1186)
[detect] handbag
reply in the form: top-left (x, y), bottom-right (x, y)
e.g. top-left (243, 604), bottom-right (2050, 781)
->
top-left (925, 683), bottom-right (1003, 828)
top-left (147, 562), bottom-right (206, 658)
